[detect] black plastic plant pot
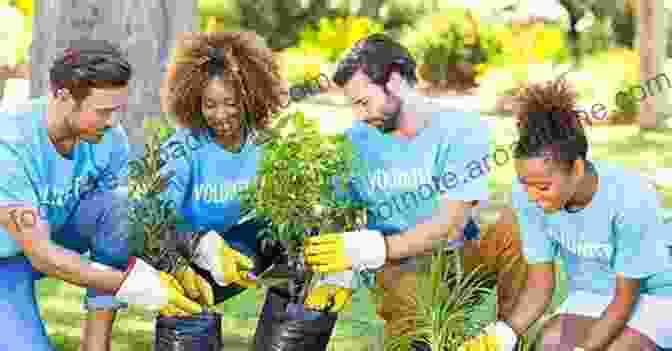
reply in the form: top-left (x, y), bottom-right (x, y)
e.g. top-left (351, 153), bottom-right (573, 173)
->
top-left (154, 312), bottom-right (223, 351)
top-left (251, 288), bottom-right (338, 351)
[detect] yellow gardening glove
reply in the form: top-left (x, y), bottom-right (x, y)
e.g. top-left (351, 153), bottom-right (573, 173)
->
top-left (303, 230), bottom-right (386, 274)
top-left (304, 271), bottom-right (355, 313)
top-left (193, 231), bottom-right (257, 289)
top-left (172, 265), bottom-right (215, 307)
top-left (305, 285), bottom-right (353, 313)
top-left (458, 322), bottom-right (518, 351)
top-left (115, 257), bottom-right (203, 316)
top-left (459, 334), bottom-right (502, 351)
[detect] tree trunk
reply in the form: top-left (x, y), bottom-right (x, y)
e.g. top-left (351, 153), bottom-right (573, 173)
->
top-left (30, 0), bottom-right (197, 158)
top-left (356, 0), bottom-right (385, 18)
top-left (638, 0), bottom-right (665, 129)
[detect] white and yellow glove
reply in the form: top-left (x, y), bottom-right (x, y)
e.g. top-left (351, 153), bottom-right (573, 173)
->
top-left (460, 321), bottom-right (518, 351)
top-left (304, 270), bottom-right (355, 313)
top-left (303, 230), bottom-right (386, 274)
top-left (171, 265), bottom-right (215, 310)
top-left (114, 257), bottom-right (203, 316)
top-left (192, 230), bottom-right (257, 289)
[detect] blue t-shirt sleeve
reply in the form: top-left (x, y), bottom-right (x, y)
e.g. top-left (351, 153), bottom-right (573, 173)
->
top-left (435, 113), bottom-right (490, 201)
top-left (0, 141), bottom-right (41, 257)
top-left (0, 137), bottom-right (39, 209)
top-left (511, 183), bottom-right (557, 264)
top-left (611, 179), bottom-right (669, 279)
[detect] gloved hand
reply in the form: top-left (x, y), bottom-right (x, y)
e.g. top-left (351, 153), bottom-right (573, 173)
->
top-left (172, 265), bottom-right (215, 308)
top-left (192, 231), bottom-right (257, 288)
top-left (466, 321), bottom-right (518, 351)
top-left (303, 230), bottom-right (386, 274)
top-left (114, 257), bottom-right (203, 315)
top-left (304, 270), bottom-right (354, 313)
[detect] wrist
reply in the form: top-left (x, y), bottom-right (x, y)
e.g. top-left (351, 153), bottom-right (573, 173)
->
top-left (493, 320), bottom-right (519, 341)
top-left (344, 230), bottom-right (386, 272)
top-left (315, 270), bottom-right (355, 289)
top-left (113, 256), bottom-right (138, 294)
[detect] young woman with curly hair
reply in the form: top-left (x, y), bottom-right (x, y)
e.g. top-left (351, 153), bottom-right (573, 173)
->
top-left (469, 78), bottom-right (672, 351)
top-left (158, 31), bottom-right (348, 351)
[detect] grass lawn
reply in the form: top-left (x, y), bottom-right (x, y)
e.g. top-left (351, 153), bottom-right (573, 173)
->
top-left (35, 101), bottom-right (671, 350)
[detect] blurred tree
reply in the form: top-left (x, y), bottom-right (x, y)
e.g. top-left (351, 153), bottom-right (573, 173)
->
top-left (202, 0), bottom-right (352, 51)
top-left (29, 0), bottom-right (197, 158)
top-left (557, 0), bottom-right (586, 67)
top-left (557, 0), bottom-right (631, 66)
top-left (357, 0), bottom-right (385, 18)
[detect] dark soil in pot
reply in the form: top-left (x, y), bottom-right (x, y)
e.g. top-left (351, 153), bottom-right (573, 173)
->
top-left (155, 311), bottom-right (223, 351)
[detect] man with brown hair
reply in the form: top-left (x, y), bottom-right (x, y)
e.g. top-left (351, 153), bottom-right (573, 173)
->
top-left (302, 33), bottom-right (529, 349)
top-left (0, 38), bottom-right (201, 351)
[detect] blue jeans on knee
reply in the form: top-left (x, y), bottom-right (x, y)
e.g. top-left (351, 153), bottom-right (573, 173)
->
top-left (34, 187), bottom-right (131, 311)
top-left (0, 255), bottom-right (55, 351)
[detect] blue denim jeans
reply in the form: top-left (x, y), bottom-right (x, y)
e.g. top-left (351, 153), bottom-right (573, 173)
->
top-left (34, 187), bottom-right (131, 311)
top-left (0, 187), bottom-right (130, 351)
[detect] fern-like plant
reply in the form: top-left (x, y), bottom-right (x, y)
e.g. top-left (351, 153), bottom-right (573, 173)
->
top-left (127, 118), bottom-right (189, 275)
top-left (379, 243), bottom-right (498, 351)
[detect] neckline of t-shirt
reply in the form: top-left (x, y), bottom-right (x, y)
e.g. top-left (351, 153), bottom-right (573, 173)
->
top-left (198, 127), bottom-right (255, 157)
top-left (354, 115), bottom-right (435, 146)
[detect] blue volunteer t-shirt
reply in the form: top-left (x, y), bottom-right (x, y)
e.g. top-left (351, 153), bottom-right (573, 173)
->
top-left (0, 97), bottom-right (130, 258)
top-left (341, 111), bottom-right (490, 236)
top-left (512, 160), bottom-right (672, 296)
top-left (159, 128), bottom-right (261, 235)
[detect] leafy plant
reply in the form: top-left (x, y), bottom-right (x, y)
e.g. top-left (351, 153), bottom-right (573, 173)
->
top-left (128, 118), bottom-right (189, 274)
top-left (297, 16), bottom-right (385, 64)
top-left (239, 110), bottom-right (367, 302)
top-left (380, 244), bottom-right (499, 351)
top-left (611, 79), bottom-right (640, 125)
top-left (401, 9), bottom-right (503, 87)
top-left (487, 23), bottom-right (570, 68)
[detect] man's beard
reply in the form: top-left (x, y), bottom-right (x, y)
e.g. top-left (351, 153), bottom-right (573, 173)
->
top-left (381, 97), bottom-right (403, 133)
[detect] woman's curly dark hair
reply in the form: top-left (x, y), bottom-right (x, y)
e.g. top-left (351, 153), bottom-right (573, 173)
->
top-left (163, 31), bottom-right (284, 133)
top-left (513, 78), bottom-right (589, 171)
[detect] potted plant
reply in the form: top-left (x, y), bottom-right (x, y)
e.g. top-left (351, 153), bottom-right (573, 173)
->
top-left (238, 110), bottom-right (367, 349)
top-left (128, 119), bottom-right (223, 351)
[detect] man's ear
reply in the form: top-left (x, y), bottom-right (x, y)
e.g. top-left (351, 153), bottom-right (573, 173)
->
top-left (572, 158), bottom-right (586, 179)
top-left (385, 71), bottom-right (403, 96)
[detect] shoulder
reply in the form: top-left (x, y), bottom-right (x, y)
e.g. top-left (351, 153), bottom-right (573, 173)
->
top-left (595, 161), bottom-right (657, 205)
top-left (430, 110), bottom-right (490, 142)
top-left (0, 98), bottom-right (45, 149)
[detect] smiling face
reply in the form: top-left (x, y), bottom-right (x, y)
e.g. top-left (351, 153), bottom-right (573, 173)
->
top-left (343, 70), bottom-right (402, 133)
top-left (201, 78), bottom-right (242, 144)
top-left (74, 86), bottom-right (129, 143)
top-left (514, 157), bottom-right (584, 214)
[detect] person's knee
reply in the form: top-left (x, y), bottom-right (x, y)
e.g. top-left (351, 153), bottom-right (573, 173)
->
top-left (84, 292), bottom-right (128, 312)
top-left (605, 327), bottom-right (658, 351)
top-left (537, 316), bottom-right (574, 351)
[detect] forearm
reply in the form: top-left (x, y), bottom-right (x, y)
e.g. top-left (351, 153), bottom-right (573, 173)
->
top-left (506, 283), bottom-right (554, 336)
top-left (384, 222), bottom-right (462, 260)
top-left (384, 201), bottom-right (469, 261)
top-left (30, 240), bottom-right (125, 294)
top-left (580, 283), bottom-right (639, 351)
top-left (580, 304), bottom-right (632, 351)
top-left (1, 208), bottom-right (126, 293)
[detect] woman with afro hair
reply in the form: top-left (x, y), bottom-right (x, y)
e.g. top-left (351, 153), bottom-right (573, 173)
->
top-left (157, 31), bottom-right (348, 350)
top-left (470, 78), bottom-right (672, 351)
